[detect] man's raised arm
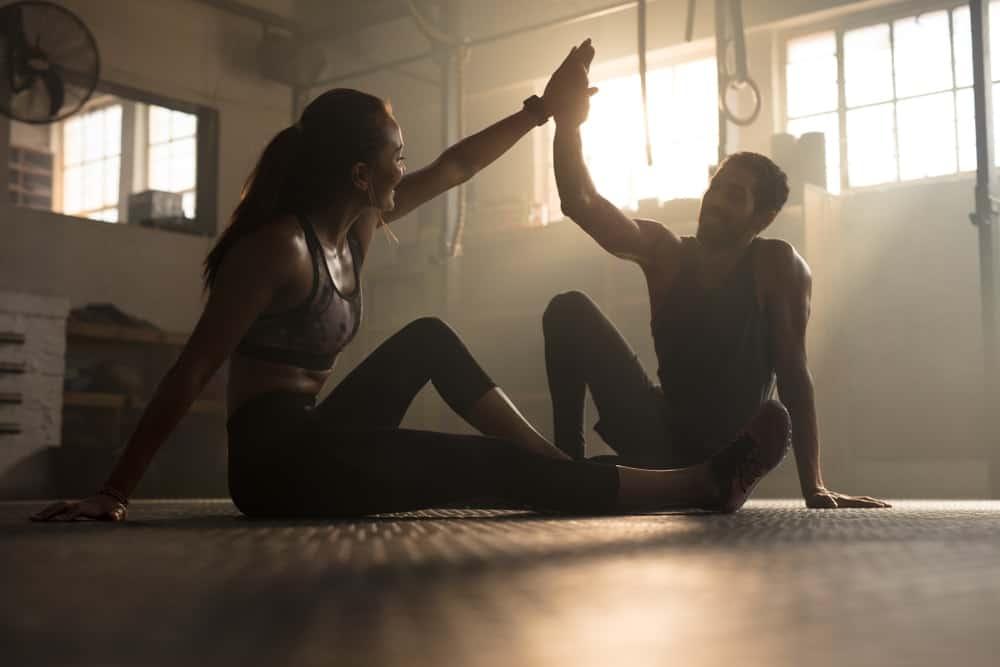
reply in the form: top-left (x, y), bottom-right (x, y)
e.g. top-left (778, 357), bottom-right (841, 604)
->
top-left (549, 39), bottom-right (673, 266)
top-left (554, 124), bottom-right (668, 265)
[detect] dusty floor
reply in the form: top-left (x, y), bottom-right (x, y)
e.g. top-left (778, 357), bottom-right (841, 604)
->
top-left (3, 499), bottom-right (999, 666)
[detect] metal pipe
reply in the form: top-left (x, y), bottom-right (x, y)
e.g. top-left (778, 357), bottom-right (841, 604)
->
top-left (316, 0), bottom-right (658, 86)
top-left (311, 50), bottom-right (437, 88)
top-left (715, 0), bottom-right (727, 163)
top-left (195, 0), bottom-right (300, 34)
top-left (969, 0), bottom-right (1000, 496)
top-left (638, 0), bottom-right (652, 165)
top-left (466, 0), bottom-right (651, 49)
top-left (685, 0), bottom-right (696, 42)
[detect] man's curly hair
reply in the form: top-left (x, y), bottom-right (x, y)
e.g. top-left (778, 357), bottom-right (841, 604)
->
top-left (723, 152), bottom-right (790, 214)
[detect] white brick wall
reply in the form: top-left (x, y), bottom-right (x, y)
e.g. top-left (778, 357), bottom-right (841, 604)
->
top-left (0, 291), bottom-right (69, 495)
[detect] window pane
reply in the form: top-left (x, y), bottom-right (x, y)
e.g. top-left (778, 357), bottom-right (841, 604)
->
top-left (63, 117), bottom-right (81, 166)
top-left (994, 81), bottom-right (1000, 166)
top-left (103, 157), bottom-right (120, 205)
top-left (991, 0), bottom-right (1000, 80)
top-left (956, 88), bottom-right (977, 171)
top-left (894, 11), bottom-right (953, 98)
top-left (182, 190), bottom-right (196, 219)
top-left (897, 92), bottom-right (957, 180)
top-left (787, 112), bottom-right (841, 194)
top-left (88, 208), bottom-right (118, 223)
top-left (954, 6), bottom-right (973, 88)
top-left (149, 144), bottom-right (169, 190)
top-left (83, 111), bottom-right (103, 162)
top-left (786, 32), bottom-right (838, 117)
top-left (844, 24), bottom-right (893, 107)
top-left (669, 59), bottom-right (718, 199)
top-left (149, 105), bottom-right (171, 144)
top-left (674, 58), bottom-right (718, 131)
top-left (83, 160), bottom-right (103, 210)
top-left (847, 103), bottom-right (897, 186)
top-left (956, 84), bottom-right (1000, 171)
top-left (170, 110), bottom-right (197, 139)
top-left (582, 74), bottom-right (643, 208)
top-left (169, 137), bottom-right (196, 191)
top-left (956, 3), bottom-right (1000, 86)
top-left (578, 59), bottom-right (718, 209)
top-left (103, 105), bottom-right (121, 158)
top-left (63, 165), bottom-right (82, 212)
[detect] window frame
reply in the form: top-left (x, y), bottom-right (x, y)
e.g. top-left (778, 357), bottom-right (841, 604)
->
top-left (95, 80), bottom-right (218, 236)
top-left (58, 96), bottom-right (125, 222)
top-left (5, 79), bottom-right (219, 236)
top-left (778, 0), bottom-right (984, 193)
top-left (145, 104), bottom-right (199, 220)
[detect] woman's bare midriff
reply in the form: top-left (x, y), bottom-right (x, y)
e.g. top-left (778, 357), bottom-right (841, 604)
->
top-left (227, 353), bottom-right (333, 417)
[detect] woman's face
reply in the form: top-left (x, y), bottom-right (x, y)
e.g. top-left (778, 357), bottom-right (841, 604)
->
top-left (368, 121), bottom-right (407, 211)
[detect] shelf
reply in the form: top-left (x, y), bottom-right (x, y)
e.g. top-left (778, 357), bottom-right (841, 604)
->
top-left (8, 164), bottom-right (54, 178)
top-left (67, 321), bottom-right (188, 346)
top-left (0, 332), bottom-right (26, 344)
top-left (63, 391), bottom-right (225, 415)
top-left (64, 392), bottom-right (126, 409)
top-left (9, 184), bottom-right (53, 195)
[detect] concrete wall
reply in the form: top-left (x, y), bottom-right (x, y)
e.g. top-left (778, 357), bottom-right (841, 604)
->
top-left (2, 0), bottom-right (293, 332)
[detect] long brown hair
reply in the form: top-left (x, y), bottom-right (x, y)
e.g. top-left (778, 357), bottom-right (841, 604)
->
top-left (203, 89), bottom-right (393, 289)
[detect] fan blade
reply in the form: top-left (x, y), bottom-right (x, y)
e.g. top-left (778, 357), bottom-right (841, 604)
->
top-left (0, 5), bottom-right (30, 49)
top-left (39, 66), bottom-right (64, 117)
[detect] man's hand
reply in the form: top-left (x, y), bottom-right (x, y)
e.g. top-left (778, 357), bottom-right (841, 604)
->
top-left (805, 488), bottom-right (891, 509)
top-left (542, 38), bottom-right (599, 126)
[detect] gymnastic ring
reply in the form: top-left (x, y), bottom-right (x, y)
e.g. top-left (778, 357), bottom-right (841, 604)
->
top-left (721, 76), bottom-right (761, 126)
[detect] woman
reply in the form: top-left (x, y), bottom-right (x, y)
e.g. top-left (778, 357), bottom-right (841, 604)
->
top-left (32, 41), bottom-right (791, 522)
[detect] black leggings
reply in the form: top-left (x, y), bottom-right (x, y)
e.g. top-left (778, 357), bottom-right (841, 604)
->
top-left (227, 317), bottom-right (619, 517)
top-left (543, 291), bottom-right (679, 467)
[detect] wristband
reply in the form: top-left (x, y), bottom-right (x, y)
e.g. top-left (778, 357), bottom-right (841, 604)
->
top-left (522, 95), bottom-right (551, 126)
top-left (97, 485), bottom-right (129, 507)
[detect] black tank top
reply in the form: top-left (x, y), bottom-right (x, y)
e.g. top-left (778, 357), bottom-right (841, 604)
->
top-left (651, 237), bottom-right (775, 463)
top-left (235, 214), bottom-right (363, 371)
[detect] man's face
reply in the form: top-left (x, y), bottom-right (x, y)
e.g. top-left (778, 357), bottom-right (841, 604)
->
top-left (696, 161), bottom-right (762, 249)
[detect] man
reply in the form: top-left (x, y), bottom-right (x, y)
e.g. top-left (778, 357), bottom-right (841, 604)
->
top-left (542, 39), bottom-right (887, 509)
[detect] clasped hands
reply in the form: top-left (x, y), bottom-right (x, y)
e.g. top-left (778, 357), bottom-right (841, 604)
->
top-left (541, 38), bottom-right (600, 127)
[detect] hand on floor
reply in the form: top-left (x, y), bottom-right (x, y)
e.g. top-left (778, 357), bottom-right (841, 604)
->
top-left (805, 488), bottom-right (891, 509)
top-left (30, 495), bottom-right (128, 522)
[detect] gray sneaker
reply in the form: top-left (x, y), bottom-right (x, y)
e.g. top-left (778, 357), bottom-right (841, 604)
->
top-left (703, 400), bottom-right (792, 513)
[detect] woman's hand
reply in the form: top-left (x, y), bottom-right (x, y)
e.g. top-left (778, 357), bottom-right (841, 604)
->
top-left (30, 494), bottom-right (128, 522)
top-left (543, 38), bottom-right (599, 126)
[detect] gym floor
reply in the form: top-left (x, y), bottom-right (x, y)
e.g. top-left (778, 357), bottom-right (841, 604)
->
top-left (4, 499), bottom-right (998, 666)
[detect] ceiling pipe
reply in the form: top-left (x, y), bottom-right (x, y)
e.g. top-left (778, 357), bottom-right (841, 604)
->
top-left (316, 0), bottom-right (659, 87)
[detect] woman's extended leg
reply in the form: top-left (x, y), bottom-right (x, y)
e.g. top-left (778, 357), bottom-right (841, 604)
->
top-left (317, 316), bottom-right (566, 459)
top-left (229, 394), bottom-right (790, 517)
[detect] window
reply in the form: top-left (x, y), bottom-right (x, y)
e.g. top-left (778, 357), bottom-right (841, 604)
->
top-left (537, 56), bottom-right (718, 218)
top-left (785, 3), bottom-right (1000, 192)
top-left (62, 105), bottom-right (122, 222)
top-left (7, 83), bottom-right (216, 235)
top-left (148, 105), bottom-right (198, 219)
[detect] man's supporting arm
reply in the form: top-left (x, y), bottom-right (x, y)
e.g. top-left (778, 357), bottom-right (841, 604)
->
top-left (768, 241), bottom-right (890, 508)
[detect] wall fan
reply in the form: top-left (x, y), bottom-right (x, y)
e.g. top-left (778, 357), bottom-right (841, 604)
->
top-left (0, 1), bottom-right (99, 124)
